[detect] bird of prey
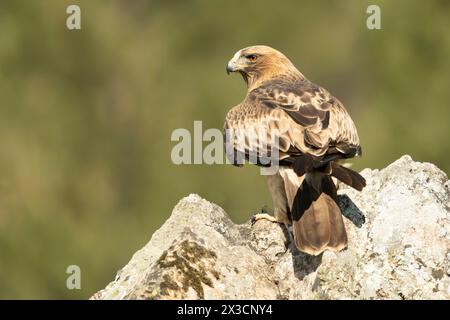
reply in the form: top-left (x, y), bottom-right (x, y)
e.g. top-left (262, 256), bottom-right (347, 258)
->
top-left (224, 45), bottom-right (365, 256)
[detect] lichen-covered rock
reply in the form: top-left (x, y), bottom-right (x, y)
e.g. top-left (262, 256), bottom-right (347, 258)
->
top-left (91, 155), bottom-right (450, 300)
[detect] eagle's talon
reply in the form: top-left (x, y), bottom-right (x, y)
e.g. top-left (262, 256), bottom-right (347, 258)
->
top-left (252, 213), bottom-right (282, 225)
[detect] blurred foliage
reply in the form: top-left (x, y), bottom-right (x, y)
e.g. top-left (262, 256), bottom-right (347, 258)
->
top-left (0, 0), bottom-right (448, 299)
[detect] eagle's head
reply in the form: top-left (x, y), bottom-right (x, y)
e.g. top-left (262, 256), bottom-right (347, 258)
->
top-left (226, 45), bottom-right (303, 90)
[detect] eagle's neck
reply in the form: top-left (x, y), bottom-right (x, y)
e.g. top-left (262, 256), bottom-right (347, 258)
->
top-left (244, 67), bottom-right (305, 92)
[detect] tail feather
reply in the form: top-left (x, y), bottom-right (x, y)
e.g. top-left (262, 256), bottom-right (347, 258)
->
top-left (292, 155), bottom-right (366, 191)
top-left (292, 174), bottom-right (348, 256)
top-left (331, 162), bottom-right (366, 191)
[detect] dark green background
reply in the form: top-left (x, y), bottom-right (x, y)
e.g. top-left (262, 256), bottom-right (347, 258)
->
top-left (0, 0), bottom-right (448, 299)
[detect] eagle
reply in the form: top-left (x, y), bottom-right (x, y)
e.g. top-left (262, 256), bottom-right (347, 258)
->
top-left (224, 45), bottom-right (365, 256)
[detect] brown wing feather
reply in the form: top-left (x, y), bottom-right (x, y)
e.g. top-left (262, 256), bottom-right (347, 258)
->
top-left (224, 100), bottom-right (289, 165)
top-left (224, 77), bottom-right (361, 166)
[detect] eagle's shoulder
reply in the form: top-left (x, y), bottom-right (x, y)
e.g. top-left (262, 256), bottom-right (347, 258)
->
top-left (248, 77), bottom-right (333, 129)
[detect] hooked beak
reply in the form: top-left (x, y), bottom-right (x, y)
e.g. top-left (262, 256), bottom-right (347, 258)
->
top-left (226, 60), bottom-right (236, 75)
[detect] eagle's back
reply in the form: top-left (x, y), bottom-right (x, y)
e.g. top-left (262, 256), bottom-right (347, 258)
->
top-left (224, 77), bottom-right (361, 164)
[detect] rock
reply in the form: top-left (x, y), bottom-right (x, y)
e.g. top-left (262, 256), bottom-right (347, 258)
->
top-left (91, 155), bottom-right (450, 300)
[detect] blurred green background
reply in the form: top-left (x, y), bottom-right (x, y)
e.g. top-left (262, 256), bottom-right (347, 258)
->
top-left (0, 0), bottom-right (448, 299)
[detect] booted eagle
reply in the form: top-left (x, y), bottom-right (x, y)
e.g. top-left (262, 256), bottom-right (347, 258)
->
top-left (224, 45), bottom-right (365, 256)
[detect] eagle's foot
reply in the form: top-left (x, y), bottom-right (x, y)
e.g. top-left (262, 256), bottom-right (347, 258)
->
top-left (251, 213), bottom-right (283, 225)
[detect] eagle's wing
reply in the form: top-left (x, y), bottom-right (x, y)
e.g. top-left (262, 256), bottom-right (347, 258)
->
top-left (224, 79), bottom-right (360, 166)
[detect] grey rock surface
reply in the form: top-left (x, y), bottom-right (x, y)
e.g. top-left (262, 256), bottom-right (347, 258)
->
top-left (92, 155), bottom-right (450, 300)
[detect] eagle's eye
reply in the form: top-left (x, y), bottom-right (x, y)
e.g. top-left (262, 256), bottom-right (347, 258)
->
top-left (246, 54), bottom-right (258, 62)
